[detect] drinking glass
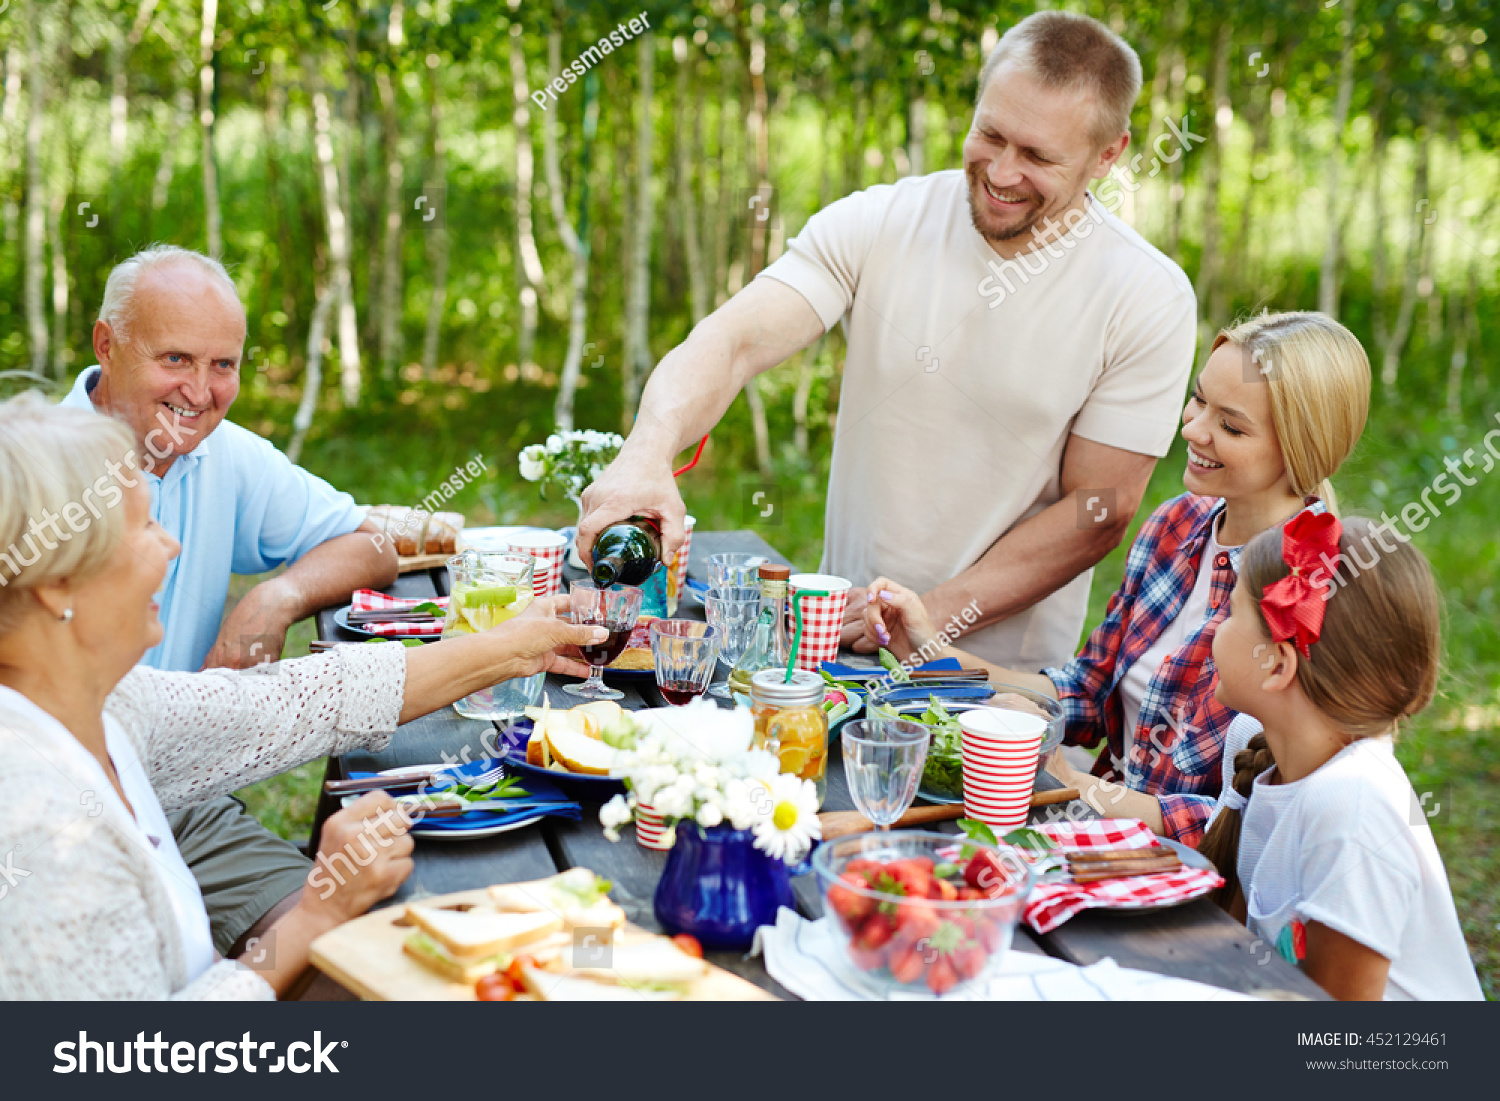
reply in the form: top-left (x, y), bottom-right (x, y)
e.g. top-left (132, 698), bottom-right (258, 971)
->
top-left (840, 719), bottom-right (930, 830)
top-left (708, 552), bottom-right (767, 592)
top-left (650, 619), bottom-right (719, 706)
top-left (444, 552), bottom-right (538, 719)
top-left (705, 586), bottom-right (760, 698)
top-left (564, 580), bottom-right (644, 701)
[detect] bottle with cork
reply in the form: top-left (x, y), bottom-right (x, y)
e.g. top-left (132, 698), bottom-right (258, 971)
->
top-left (726, 562), bottom-right (792, 704)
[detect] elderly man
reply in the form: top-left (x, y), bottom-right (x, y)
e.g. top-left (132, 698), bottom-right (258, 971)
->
top-left (60, 243), bottom-right (398, 958)
top-left (581, 11), bottom-right (1197, 672)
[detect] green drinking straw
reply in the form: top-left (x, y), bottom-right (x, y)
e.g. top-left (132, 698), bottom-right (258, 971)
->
top-left (786, 589), bottom-right (830, 683)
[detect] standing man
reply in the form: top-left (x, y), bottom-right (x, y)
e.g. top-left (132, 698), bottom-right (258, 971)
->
top-left (61, 244), bottom-right (398, 960)
top-left (580, 11), bottom-right (1197, 670)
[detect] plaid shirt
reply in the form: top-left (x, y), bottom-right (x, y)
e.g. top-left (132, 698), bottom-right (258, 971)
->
top-left (1043, 493), bottom-right (1242, 846)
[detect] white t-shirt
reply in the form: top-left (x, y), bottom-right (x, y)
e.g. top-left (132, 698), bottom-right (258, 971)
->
top-left (758, 171), bottom-right (1196, 669)
top-left (0, 687), bottom-right (216, 984)
top-left (1229, 721), bottom-right (1482, 1001)
top-left (1118, 516), bottom-right (1228, 738)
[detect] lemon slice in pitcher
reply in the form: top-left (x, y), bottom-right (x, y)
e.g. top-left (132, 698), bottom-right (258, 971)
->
top-left (456, 584), bottom-right (533, 632)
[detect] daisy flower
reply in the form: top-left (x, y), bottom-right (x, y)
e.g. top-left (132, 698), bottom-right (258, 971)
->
top-left (751, 774), bottom-right (821, 864)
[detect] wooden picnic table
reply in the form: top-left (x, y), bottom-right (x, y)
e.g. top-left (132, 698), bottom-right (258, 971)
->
top-left (302, 530), bottom-right (1328, 1001)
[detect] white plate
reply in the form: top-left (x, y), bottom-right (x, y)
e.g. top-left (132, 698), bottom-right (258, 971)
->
top-left (409, 814), bottom-right (546, 841)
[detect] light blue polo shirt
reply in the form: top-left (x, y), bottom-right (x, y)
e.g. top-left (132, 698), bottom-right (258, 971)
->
top-left (61, 367), bottom-right (366, 671)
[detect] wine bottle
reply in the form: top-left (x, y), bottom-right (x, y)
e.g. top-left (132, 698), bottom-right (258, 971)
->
top-left (726, 562), bottom-right (792, 703)
top-left (589, 516), bottom-right (663, 587)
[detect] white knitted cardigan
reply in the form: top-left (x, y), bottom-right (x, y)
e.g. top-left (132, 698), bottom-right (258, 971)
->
top-left (0, 643), bottom-right (407, 1000)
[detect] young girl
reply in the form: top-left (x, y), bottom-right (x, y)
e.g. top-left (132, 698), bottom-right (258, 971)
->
top-left (862, 311), bottom-right (1370, 845)
top-left (1202, 512), bottom-right (1483, 1000)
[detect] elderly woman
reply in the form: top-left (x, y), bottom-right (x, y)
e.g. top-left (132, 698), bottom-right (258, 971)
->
top-left (0, 395), bottom-right (604, 999)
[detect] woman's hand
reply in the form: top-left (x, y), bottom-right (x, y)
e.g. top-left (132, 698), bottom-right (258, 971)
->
top-left (495, 595), bottom-right (602, 680)
top-left (303, 791), bottom-right (415, 924)
top-left (861, 577), bottom-right (941, 663)
top-left (238, 791), bottom-right (415, 996)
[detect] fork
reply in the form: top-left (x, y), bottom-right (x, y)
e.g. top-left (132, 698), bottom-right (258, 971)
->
top-left (324, 763), bottom-right (506, 797)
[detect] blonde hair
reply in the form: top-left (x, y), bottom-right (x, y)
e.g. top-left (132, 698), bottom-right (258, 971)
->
top-left (978, 11), bottom-right (1143, 150)
top-left (1210, 311), bottom-right (1371, 514)
top-left (98, 243), bottom-right (238, 345)
top-left (0, 393), bottom-right (138, 633)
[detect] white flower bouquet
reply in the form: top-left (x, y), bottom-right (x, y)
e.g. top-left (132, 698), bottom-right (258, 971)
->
top-left (599, 698), bottom-right (822, 864)
top-left (517, 429), bottom-right (624, 505)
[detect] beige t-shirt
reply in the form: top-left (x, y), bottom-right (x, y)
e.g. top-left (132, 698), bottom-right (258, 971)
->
top-left (759, 170), bottom-right (1196, 669)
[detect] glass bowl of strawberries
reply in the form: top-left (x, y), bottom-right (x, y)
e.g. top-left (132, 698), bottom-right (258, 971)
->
top-left (811, 830), bottom-right (1034, 996)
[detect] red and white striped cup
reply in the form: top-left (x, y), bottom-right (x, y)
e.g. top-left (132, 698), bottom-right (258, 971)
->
top-left (787, 574), bottom-right (851, 671)
top-left (666, 514), bottom-right (697, 615)
top-left (634, 803), bottom-right (675, 850)
top-left (960, 707), bottom-right (1046, 832)
top-left (506, 530), bottom-right (568, 597)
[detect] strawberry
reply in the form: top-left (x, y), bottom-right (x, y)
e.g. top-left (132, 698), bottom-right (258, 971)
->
top-left (888, 942), bottom-right (924, 984)
top-left (932, 877), bottom-right (959, 901)
top-left (963, 850), bottom-right (1011, 896)
top-left (886, 860), bottom-right (933, 898)
top-left (952, 944), bottom-right (988, 981)
top-left (827, 875), bottom-right (875, 926)
top-left (854, 912), bottom-right (896, 951)
top-left (926, 957), bottom-right (959, 995)
top-left (848, 943), bottom-right (888, 972)
top-left (896, 900), bottom-right (942, 940)
top-left (957, 886), bottom-right (984, 901)
top-left (844, 859), bottom-right (884, 881)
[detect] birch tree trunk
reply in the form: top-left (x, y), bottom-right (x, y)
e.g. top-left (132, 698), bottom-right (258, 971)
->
top-left (287, 278), bottom-right (338, 465)
top-left (1317, 3), bottom-right (1355, 317)
top-left (420, 57), bottom-right (449, 377)
top-left (24, 1), bottom-right (47, 376)
top-left (739, 19), bottom-right (772, 475)
top-left (151, 88), bottom-right (193, 218)
top-left (1379, 122), bottom-right (1430, 393)
top-left (907, 86), bottom-right (926, 177)
top-left (548, 28), bottom-right (596, 433)
top-left (312, 83), bottom-right (362, 406)
top-left (110, 0), bottom-right (158, 176)
top-left (510, 26), bottom-right (543, 369)
top-left (199, 0), bottom-right (221, 257)
top-left (674, 39), bottom-right (707, 325)
top-left (1369, 126), bottom-right (1389, 351)
top-left (621, 31), bottom-right (656, 431)
top-left (375, 68), bottom-right (404, 381)
top-left (1193, 23), bottom-right (1231, 348)
top-left (48, 188), bottom-right (68, 378)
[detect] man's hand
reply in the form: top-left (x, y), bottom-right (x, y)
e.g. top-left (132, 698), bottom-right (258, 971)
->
top-left (577, 452), bottom-right (688, 567)
top-left (202, 576), bottom-right (299, 670)
top-left (838, 586), bottom-right (872, 651)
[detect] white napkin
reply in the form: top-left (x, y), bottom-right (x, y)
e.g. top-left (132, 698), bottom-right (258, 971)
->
top-left (754, 908), bottom-right (1257, 1002)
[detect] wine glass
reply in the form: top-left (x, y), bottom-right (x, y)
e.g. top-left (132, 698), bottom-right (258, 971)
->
top-left (840, 719), bottom-right (929, 830)
top-left (650, 619), bottom-right (719, 705)
top-left (704, 586), bottom-right (760, 698)
top-left (564, 580), bottom-right (644, 701)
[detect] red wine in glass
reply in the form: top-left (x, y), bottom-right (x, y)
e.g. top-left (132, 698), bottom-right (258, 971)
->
top-left (658, 680), bottom-right (708, 706)
top-left (579, 627), bottom-right (632, 667)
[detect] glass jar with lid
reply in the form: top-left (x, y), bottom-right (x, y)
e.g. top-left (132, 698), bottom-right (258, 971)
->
top-left (750, 668), bottom-right (829, 807)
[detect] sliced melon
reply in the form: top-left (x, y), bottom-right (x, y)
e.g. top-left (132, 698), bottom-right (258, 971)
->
top-left (544, 722), bottom-right (622, 775)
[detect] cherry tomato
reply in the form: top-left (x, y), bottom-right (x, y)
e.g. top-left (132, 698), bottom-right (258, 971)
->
top-left (475, 973), bottom-right (517, 1001)
top-left (670, 934), bottom-right (704, 959)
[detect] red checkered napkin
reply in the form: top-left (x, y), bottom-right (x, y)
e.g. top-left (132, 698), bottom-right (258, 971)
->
top-left (1022, 818), bottom-right (1224, 935)
top-left (349, 589), bottom-right (449, 637)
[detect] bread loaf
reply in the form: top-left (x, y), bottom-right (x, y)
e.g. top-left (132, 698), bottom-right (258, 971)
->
top-left (364, 505), bottom-right (465, 556)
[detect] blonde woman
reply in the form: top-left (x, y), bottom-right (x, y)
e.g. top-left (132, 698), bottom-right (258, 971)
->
top-left (864, 312), bottom-right (1371, 845)
top-left (0, 396), bottom-right (603, 999)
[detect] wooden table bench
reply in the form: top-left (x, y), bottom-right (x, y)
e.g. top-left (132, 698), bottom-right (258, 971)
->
top-left (303, 530), bottom-right (1327, 1001)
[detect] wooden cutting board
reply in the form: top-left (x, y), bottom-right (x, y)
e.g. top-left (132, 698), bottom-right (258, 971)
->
top-left (309, 881), bottom-right (775, 1001)
top-left (396, 551), bottom-right (454, 574)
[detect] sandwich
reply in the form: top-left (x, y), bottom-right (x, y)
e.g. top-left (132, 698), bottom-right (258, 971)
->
top-left (551, 937), bottom-right (709, 996)
top-left (488, 868), bottom-right (627, 931)
top-left (513, 961), bottom-right (682, 1001)
top-left (401, 905), bottom-right (563, 983)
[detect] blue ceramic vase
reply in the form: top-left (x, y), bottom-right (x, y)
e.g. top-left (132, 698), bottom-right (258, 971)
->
top-left (653, 823), bottom-right (797, 950)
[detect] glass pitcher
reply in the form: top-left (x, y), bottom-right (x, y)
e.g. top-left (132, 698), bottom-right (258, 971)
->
top-left (443, 551), bottom-right (542, 721)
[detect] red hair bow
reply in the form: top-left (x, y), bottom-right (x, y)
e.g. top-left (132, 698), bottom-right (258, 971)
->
top-left (1259, 509), bottom-right (1342, 658)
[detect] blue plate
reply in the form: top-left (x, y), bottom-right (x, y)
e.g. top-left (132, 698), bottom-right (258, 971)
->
top-left (346, 757), bottom-right (581, 838)
top-left (823, 682), bottom-right (865, 734)
top-left (495, 718), bottom-right (629, 801)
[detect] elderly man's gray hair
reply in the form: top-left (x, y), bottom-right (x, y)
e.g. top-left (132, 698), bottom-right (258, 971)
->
top-left (97, 244), bottom-right (239, 344)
